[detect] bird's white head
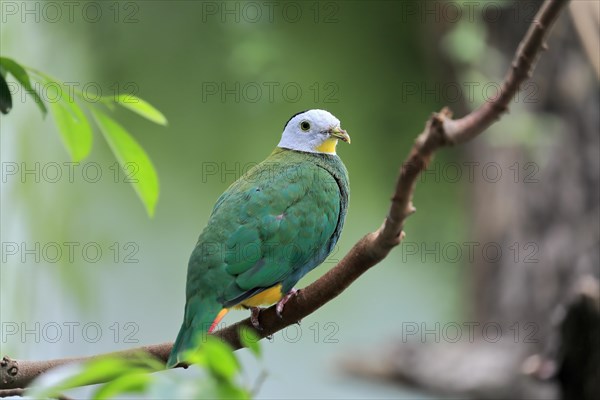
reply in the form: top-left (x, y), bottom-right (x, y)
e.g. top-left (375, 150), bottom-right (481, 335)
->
top-left (277, 109), bottom-right (350, 155)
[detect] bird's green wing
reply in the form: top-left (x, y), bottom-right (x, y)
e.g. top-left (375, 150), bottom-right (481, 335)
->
top-left (170, 150), bottom-right (347, 367)
top-left (187, 156), bottom-right (342, 307)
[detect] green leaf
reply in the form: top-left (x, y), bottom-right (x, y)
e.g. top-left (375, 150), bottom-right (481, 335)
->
top-left (28, 70), bottom-right (92, 161)
top-left (217, 382), bottom-right (251, 399)
top-left (114, 93), bottom-right (168, 126)
top-left (203, 338), bottom-right (240, 381)
top-left (0, 72), bottom-right (12, 114)
top-left (184, 336), bottom-right (240, 381)
top-left (0, 56), bottom-right (47, 116)
top-left (50, 95), bottom-right (93, 162)
top-left (239, 327), bottom-right (262, 358)
top-left (28, 358), bottom-right (129, 398)
top-left (28, 353), bottom-right (163, 399)
top-left (91, 108), bottom-right (159, 217)
top-left (92, 373), bottom-right (153, 399)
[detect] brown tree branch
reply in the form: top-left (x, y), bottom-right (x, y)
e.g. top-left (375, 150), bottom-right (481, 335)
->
top-left (0, 0), bottom-right (570, 393)
top-left (0, 388), bottom-right (24, 398)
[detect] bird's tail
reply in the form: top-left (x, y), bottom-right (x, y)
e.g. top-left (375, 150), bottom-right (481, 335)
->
top-left (167, 297), bottom-right (224, 368)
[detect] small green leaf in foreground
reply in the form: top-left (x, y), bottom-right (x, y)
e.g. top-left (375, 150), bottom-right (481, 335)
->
top-left (27, 353), bottom-right (163, 399)
top-left (239, 326), bottom-right (262, 358)
top-left (184, 336), bottom-right (240, 381)
top-left (92, 373), bottom-right (153, 399)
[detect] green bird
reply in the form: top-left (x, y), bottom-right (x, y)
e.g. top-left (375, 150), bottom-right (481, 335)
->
top-left (167, 109), bottom-right (350, 367)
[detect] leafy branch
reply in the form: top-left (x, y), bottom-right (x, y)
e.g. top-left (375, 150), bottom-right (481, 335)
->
top-left (23, 330), bottom-right (261, 399)
top-left (0, 57), bottom-right (166, 217)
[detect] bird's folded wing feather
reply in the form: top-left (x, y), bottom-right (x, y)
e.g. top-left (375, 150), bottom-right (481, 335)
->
top-left (187, 160), bottom-right (341, 307)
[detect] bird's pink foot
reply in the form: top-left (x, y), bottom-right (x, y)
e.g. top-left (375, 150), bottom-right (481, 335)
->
top-left (276, 288), bottom-right (298, 318)
top-left (250, 307), bottom-right (263, 330)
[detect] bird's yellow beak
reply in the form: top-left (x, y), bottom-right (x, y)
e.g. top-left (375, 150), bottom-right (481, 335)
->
top-left (328, 126), bottom-right (351, 144)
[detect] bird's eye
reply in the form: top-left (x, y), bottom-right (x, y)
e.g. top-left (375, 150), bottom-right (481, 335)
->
top-left (300, 121), bottom-right (311, 132)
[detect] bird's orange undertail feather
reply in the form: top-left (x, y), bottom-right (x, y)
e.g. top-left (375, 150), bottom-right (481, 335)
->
top-left (209, 308), bottom-right (229, 333)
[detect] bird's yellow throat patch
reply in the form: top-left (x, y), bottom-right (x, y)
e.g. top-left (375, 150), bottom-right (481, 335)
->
top-left (316, 138), bottom-right (338, 154)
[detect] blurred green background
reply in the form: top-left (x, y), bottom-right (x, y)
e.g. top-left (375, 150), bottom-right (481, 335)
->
top-left (0, 1), bottom-right (477, 398)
